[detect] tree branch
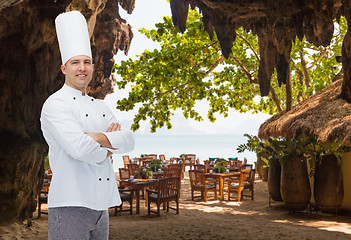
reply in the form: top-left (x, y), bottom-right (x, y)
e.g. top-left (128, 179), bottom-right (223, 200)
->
top-left (299, 50), bottom-right (312, 96)
top-left (152, 54), bottom-right (224, 102)
top-left (231, 55), bottom-right (282, 112)
top-left (202, 55), bottom-right (225, 78)
top-left (269, 86), bottom-right (283, 112)
top-left (285, 67), bottom-right (292, 111)
top-left (237, 33), bottom-right (260, 61)
top-left (307, 48), bottom-right (328, 70)
top-left (231, 55), bottom-right (258, 84)
top-left (291, 59), bottom-right (304, 103)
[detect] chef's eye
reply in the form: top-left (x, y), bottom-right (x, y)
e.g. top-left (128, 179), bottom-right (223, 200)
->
top-left (85, 60), bottom-right (92, 64)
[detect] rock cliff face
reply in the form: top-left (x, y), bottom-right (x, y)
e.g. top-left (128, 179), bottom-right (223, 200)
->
top-left (170, 0), bottom-right (351, 98)
top-left (0, 0), bottom-right (134, 224)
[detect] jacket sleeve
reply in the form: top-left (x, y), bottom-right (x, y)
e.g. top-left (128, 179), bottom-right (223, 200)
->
top-left (41, 97), bottom-right (108, 165)
top-left (101, 102), bottom-right (135, 154)
top-left (103, 130), bottom-right (135, 154)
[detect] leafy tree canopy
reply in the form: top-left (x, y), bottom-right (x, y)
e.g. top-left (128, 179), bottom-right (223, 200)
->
top-left (114, 9), bottom-right (346, 132)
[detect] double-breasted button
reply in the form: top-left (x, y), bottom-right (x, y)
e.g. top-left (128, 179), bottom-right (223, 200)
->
top-left (91, 99), bottom-right (94, 101)
top-left (86, 114), bottom-right (88, 117)
top-left (99, 178), bottom-right (102, 181)
top-left (73, 97), bottom-right (76, 100)
top-left (107, 178), bottom-right (110, 181)
top-left (103, 114), bottom-right (106, 117)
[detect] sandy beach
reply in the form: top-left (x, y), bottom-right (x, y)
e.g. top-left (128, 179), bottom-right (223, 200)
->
top-left (1, 173), bottom-right (351, 240)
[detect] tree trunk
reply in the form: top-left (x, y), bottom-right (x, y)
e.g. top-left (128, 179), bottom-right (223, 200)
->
top-left (341, 20), bottom-right (351, 102)
top-left (285, 66), bottom-right (292, 111)
top-left (0, 0), bottom-right (134, 224)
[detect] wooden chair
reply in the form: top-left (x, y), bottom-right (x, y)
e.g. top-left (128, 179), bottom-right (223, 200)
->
top-left (113, 188), bottom-right (134, 215)
top-left (203, 160), bottom-right (211, 168)
top-left (119, 168), bottom-right (130, 180)
top-left (132, 157), bottom-right (142, 166)
top-left (142, 160), bottom-right (152, 168)
top-left (37, 172), bottom-right (52, 218)
top-left (184, 154), bottom-right (196, 170)
top-left (189, 170), bottom-right (217, 202)
top-left (240, 164), bottom-right (253, 170)
top-left (147, 154), bottom-right (158, 160)
top-left (128, 163), bottom-right (140, 177)
top-left (147, 177), bottom-right (181, 216)
top-left (118, 168), bottom-right (130, 188)
top-left (169, 157), bottom-right (180, 164)
top-left (227, 168), bottom-right (251, 201)
top-left (159, 154), bottom-right (166, 161)
top-left (229, 160), bottom-right (243, 168)
top-left (242, 168), bottom-right (256, 200)
top-left (168, 163), bottom-right (185, 179)
top-left (164, 167), bottom-right (182, 178)
top-left (122, 155), bottom-right (131, 168)
top-left (193, 164), bottom-right (207, 172)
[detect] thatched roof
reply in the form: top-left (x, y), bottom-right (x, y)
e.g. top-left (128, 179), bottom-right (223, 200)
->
top-left (258, 79), bottom-right (351, 143)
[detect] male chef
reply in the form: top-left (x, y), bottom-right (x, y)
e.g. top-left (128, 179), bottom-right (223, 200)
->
top-left (40, 10), bottom-right (134, 240)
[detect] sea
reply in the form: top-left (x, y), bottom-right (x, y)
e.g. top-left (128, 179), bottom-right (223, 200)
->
top-left (111, 134), bottom-right (257, 172)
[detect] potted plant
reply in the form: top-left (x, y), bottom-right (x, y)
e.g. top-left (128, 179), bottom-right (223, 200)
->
top-left (278, 136), bottom-right (313, 211)
top-left (213, 159), bottom-right (227, 173)
top-left (311, 140), bottom-right (351, 211)
top-left (237, 134), bottom-right (268, 181)
top-left (149, 159), bottom-right (163, 172)
top-left (259, 137), bottom-right (283, 202)
top-left (134, 168), bottom-right (153, 179)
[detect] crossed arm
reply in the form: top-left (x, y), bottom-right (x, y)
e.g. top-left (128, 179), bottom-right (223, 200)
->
top-left (85, 122), bottom-right (121, 158)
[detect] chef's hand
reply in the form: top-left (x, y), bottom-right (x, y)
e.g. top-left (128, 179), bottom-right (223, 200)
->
top-left (107, 151), bottom-right (113, 158)
top-left (107, 122), bottom-right (121, 132)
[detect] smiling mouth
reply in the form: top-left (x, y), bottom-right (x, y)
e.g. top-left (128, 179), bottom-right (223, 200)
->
top-left (77, 74), bottom-right (87, 77)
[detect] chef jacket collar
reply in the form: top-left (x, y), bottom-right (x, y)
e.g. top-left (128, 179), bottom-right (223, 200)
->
top-left (62, 83), bottom-right (87, 98)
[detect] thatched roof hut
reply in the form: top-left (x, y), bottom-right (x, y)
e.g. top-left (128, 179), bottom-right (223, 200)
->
top-left (258, 79), bottom-right (351, 143)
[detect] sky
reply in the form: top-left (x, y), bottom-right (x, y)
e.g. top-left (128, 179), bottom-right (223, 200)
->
top-left (104, 0), bottom-right (271, 136)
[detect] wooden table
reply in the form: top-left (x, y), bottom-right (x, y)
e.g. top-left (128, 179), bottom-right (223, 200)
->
top-left (205, 172), bottom-right (240, 200)
top-left (120, 179), bottom-right (158, 214)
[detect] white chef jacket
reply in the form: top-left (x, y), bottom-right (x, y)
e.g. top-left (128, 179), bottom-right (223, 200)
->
top-left (40, 84), bottom-right (134, 210)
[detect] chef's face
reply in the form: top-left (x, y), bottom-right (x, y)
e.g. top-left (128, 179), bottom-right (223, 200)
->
top-left (61, 55), bottom-right (94, 93)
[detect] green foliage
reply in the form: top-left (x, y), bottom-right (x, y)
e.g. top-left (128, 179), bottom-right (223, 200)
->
top-left (238, 134), bottom-right (351, 175)
top-left (134, 168), bottom-right (153, 179)
top-left (149, 159), bottom-right (163, 171)
top-left (277, 136), bottom-right (316, 166)
top-left (114, 8), bottom-right (347, 132)
top-left (44, 155), bottom-right (50, 170)
top-left (215, 159), bottom-right (227, 166)
top-left (237, 134), bottom-right (314, 166)
top-left (237, 134), bottom-right (262, 154)
top-left (237, 134), bottom-right (281, 165)
top-left (309, 140), bottom-right (351, 167)
top-left (212, 159), bottom-right (227, 173)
